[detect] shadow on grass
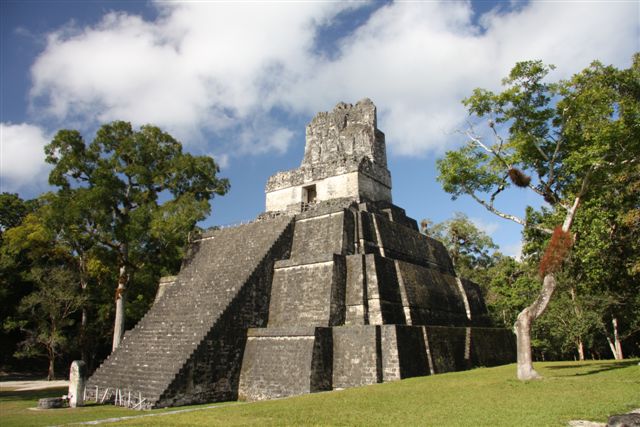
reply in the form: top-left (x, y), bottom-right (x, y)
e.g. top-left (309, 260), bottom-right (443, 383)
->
top-left (545, 360), bottom-right (638, 376)
top-left (0, 387), bottom-right (67, 402)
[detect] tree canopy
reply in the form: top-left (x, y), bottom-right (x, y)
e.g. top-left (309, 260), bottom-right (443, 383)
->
top-left (421, 212), bottom-right (497, 283)
top-left (436, 55), bottom-right (639, 379)
top-left (45, 121), bottom-right (229, 350)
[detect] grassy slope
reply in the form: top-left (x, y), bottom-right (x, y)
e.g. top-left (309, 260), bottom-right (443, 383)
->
top-left (2, 360), bottom-right (638, 427)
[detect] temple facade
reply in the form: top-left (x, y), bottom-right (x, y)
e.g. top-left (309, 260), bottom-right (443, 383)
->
top-left (85, 99), bottom-right (515, 409)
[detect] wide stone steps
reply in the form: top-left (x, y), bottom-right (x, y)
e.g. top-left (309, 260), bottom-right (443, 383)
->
top-left (86, 216), bottom-right (294, 408)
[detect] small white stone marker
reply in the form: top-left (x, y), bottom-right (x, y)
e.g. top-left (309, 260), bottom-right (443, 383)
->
top-left (68, 360), bottom-right (87, 408)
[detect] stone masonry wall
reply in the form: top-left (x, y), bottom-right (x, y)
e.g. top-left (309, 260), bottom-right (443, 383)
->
top-left (364, 211), bottom-right (455, 274)
top-left (459, 278), bottom-right (492, 327)
top-left (394, 260), bottom-right (469, 327)
top-left (268, 256), bottom-right (346, 327)
top-left (332, 326), bottom-right (381, 389)
top-left (238, 327), bottom-right (333, 401)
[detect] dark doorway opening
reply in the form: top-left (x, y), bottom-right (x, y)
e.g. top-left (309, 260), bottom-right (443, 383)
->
top-left (304, 185), bottom-right (317, 204)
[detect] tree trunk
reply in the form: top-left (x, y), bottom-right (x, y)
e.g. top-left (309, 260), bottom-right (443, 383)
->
top-left (577, 338), bottom-right (585, 361)
top-left (569, 286), bottom-right (585, 361)
top-left (604, 318), bottom-right (625, 360)
top-left (81, 308), bottom-right (87, 362)
top-left (514, 309), bottom-right (538, 379)
top-left (514, 273), bottom-right (558, 380)
top-left (112, 263), bottom-right (129, 351)
top-left (79, 256), bottom-right (89, 364)
top-left (48, 358), bottom-right (55, 381)
top-left (47, 344), bottom-right (55, 381)
top-left (612, 318), bottom-right (624, 360)
top-left (514, 196), bottom-right (579, 380)
top-left (605, 334), bottom-right (618, 359)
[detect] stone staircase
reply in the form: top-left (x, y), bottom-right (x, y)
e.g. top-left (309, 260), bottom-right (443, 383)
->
top-left (86, 216), bottom-right (294, 409)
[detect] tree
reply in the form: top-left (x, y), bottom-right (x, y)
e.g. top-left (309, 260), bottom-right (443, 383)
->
top-left (0, 196), bottom-right (42, 368)
top-left (437, 55), bottom-right (639, 379)
top-left (45, 121), bottom-right (229, 350)
top-left (0, 193), bottom-right (38, 236)
top-left (1, 206), bottom-right (86, 379)
top-left (421, 212), bottom-right (497, 282)
top-left (8, 267), bottom-right (86, 380)
top-left (557, 166), bottom-right (640, 360)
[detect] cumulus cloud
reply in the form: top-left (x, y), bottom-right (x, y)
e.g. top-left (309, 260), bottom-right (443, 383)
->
top-left (0, 123), bottom-right (51, 193)
top-left (469, 217), bottom-right (499, 236)
top-left (283, 1), bottom-right (638, 154)
top-left (28, 1), bottom-right (638, 158)
top-left (502, 241), bottom-right (524, 261)
top-left (29, 2), bottom-right (356, 150)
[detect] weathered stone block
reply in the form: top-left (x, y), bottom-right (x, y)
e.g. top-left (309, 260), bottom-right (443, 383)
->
top-left (333, 326), bottom-right (381, 388)
top-left (238, 327), bottom-right (332, 401)
top-left (607, 413), bottom-right (640, 427)
top-left (38, 397), bottom-right (66, 409)
top-left (268, 255), bottom-right (346, 327)
top-left (394, 261), bottom-right (469, 326)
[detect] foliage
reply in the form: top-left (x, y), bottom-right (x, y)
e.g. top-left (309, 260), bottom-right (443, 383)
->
top-left (436, 55), bottom-right (640, 375)
top-left (481, 256), bottom-right (539, 329)
top-left (421, 212), bottom-right (497, 282)
top-left (1, 204), bottom-right (88, 378)
top-left (538, 227), bottom-right (572, 277)
top-left (0, 121), bottom-right (229, 374)
top-left (0, 193), bottom-right (38, 236)
top-left (44, 121), bottom-right (229, 349)
top-left (437, 55), bottom-right (639, 227)
top-left (6, 267), bottom-right (86, 380)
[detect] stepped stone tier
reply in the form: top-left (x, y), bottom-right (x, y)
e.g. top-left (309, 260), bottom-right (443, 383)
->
top-left (86, 99), bottom-right (515, 409)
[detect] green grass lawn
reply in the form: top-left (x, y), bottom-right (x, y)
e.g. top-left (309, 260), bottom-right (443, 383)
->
top-left (2, 360), bottom-right (638, 426)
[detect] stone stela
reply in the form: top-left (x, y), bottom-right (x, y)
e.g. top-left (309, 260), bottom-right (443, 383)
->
top-left (85, 99), bottom-right (515, 409)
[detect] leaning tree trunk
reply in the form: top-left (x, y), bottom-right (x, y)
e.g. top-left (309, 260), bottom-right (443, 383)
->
top-left (514, 273), bottom-right (557, 380)
top-left (514, 195), bottom-right (580, 380)
top-left (112, 263), bottom-right (129, 351)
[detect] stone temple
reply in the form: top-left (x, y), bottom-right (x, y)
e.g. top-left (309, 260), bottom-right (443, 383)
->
top-left (86, 99), bottom-right (515, 409)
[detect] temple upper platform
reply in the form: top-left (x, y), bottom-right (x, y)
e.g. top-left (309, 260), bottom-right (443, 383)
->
top-left (265, 99), bottom-right (392, 212)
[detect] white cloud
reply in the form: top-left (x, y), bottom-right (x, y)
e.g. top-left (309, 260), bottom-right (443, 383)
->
top-left (27, 1), bottom-right (638, 159)
top-left (502, 241), bottom-right (523, 261)
top-left (29, 3), bottom-right (357, 150)
top-left (211, 152), bottom-right (230, 171)
top-left (469, 217), bottom-right (499, 236)
top-left (281, 1), bottom-right (638, 155)
top-left (0, 123), bottom-right (51, 193)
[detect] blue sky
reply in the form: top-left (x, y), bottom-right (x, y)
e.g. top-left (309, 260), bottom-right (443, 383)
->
top-left (1, 0), bottom-right (638, 258)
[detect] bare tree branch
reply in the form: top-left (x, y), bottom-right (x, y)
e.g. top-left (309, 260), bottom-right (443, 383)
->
top-left (467, 191), bottom-right (553, 235)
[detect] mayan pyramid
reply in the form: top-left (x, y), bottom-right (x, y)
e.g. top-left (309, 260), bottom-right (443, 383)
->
top-left (86, 99), bottom-right (515, 409)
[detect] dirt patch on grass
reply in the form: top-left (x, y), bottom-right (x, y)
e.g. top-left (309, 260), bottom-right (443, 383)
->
top-left (0, 380), bottom-right (69, 392)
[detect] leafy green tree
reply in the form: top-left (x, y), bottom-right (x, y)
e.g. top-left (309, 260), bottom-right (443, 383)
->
top-left (437, 56), bottom-right (639, 379)
top-left (1, 206), bottom-right (85, 378)
top-left (561, 165), bottom-right (640, 359)
top-left (0, 193), bottom-right (38, 236)
top-left (480, 255), bottom-right (538, 329)
top-left (421, 212), bottom-right (497, 283)
top-left (0, 195), bottom-right (40, 368)
top-left (7, 267), bottom-right (86, 380)
top-left (45, 121), bottom-right (229, 350)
